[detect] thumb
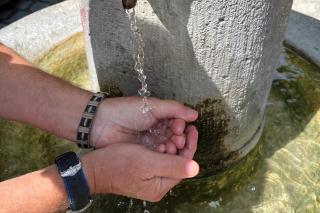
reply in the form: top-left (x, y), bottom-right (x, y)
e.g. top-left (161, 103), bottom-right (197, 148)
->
top-left (149, 98), bottom-right (198, 122)
top-left (149, 152), bottom-right (199, 179)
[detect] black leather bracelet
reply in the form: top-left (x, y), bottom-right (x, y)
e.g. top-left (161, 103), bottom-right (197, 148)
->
top-left (55, 151), bottom-right (92, 213)
top-left (76, 92), bottom-right (110, 149)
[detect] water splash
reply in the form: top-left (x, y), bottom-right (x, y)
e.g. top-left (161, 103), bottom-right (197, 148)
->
top-left (141, 120), bottom-right (173, 150)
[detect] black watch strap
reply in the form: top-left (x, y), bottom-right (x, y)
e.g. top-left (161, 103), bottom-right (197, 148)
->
top-left (55, 152), bottom-right (92, 212)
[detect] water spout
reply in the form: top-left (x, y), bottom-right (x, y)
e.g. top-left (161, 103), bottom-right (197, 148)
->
top-left (122, 0), bottom-right (137, 9)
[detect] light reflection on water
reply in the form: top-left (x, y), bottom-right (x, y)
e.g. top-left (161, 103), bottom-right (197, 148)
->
top-left (0, 34), bottom-right (319, 212)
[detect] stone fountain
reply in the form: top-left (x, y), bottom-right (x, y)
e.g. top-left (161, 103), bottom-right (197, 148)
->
top-left (0, 0), bottom-right (319, 175)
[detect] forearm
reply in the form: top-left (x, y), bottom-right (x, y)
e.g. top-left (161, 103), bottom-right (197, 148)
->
top-left (0, 155), bottom-right (94, 213)
top-left (0, 44), bottom-right (92, 142)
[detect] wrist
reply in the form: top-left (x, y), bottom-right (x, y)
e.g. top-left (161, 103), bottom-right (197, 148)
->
top-left (48, 89), bottom-right (93, 143)
top-left (75, 92), bottom-right (111, 149)
top-left (80, 154), bottom-right (96, 195)
top-left (89, 99), bottom-right (112, 148)
top-left (81, 149), bottom-right (114, 195)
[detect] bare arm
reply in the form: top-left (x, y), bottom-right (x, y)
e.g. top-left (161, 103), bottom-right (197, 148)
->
top-left (0, 44), bottom-right (198, 151)
top-left (0, 155), bottom-right (94, 213)
top-left (0, 44), bottom-right (92, 142)
top-left (0, 44), bottom-right (200, 212)
top-left (0, 127), bottom-right (199, 212)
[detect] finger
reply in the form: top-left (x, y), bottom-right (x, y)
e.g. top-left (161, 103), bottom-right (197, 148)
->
top-left (150, 152), bottom-right (199, 179)
top-left (171, 134), bottom-right (186, 149)
top-left (156, 144), bottom-right (166, 153)
top-left (179, 125), bottom-right (198, 159)
top-left (169, 119), bottom-right (186, 136)
top-left (165, 141), bottom-right (177, 154)
top-left (149, 98), bottom-right (198, 122)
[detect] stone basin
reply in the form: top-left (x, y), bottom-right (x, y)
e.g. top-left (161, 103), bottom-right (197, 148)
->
top-left (0, 0), bottom-right (320, 212)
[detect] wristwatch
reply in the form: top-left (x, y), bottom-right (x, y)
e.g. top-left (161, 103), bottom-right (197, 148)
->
top-left (55, 152), bottom-right (93, 213)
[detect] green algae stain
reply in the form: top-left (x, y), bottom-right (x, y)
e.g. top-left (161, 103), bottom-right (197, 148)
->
top-left (192, 99), bottom-right (230, 173)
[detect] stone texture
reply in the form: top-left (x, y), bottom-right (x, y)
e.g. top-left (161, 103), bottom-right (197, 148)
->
top-left (285, 0), bottom-right (320, 67)
top-left (83, 0), bottom-right (293, 170)
top-left (0, 0), bottom-right (64, 29)
top-left (0, 0), bottom-right (81, 62)
top-left (292, 0), bottom-right (320, 21)
top-left (0, 0), bottom-right (318, 172)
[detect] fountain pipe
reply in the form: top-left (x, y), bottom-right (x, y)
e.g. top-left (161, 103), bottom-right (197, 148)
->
top-left (122, 0), bottom-right (137, 9)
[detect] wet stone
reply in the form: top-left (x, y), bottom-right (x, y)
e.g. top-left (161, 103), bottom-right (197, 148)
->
top-left (192, 98), bottom-right (230, 175)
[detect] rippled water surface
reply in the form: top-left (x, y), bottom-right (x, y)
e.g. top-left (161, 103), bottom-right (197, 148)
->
top-left (0, 33), bottom-right (319, 212)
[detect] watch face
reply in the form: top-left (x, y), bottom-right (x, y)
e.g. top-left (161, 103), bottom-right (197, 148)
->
top-left (55, 152), bottom-right (80, 172)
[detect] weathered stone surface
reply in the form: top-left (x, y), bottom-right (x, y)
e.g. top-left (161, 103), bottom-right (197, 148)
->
top-left (2, 0), bottom-right (319, 174)
top-left (0, 0), bottom-right (81, 62)
top-left (0, 0), bottom-right (64, 29)
top-left (292, 0), bottom-right (320, 21)
top-left (83, 0), bottom-right (293, 172)
top-left (285, 0), bottom-right (320, 67)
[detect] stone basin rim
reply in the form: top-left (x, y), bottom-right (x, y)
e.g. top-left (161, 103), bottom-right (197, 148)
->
top-left (0, 0), bottom-right (319, 68)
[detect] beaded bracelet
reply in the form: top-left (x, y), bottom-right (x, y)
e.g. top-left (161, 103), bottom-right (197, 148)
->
top-left (76, 92), bottom-right (110, 149)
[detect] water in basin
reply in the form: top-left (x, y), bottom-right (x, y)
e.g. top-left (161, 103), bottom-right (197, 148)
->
top-left (0, 33), bottom-right (319, 212)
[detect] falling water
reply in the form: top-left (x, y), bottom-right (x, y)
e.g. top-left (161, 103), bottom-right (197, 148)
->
top-left (125, 8), bottom-right (172, 151)
top-left (126, 8), bottom-right (152, 114)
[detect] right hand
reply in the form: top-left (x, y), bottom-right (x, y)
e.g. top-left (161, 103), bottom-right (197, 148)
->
top-left (82, 125), bottom-right (199, 202)
top-left (91, 97), bottom-right (198, 154)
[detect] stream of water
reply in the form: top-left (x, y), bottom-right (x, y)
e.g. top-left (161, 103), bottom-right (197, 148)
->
top-left (126, 8), bottom-right (152, 114)
top-left (126, 8), bottom-right (172, 151)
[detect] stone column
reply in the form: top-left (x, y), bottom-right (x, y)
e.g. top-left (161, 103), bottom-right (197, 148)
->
top-left (81, 0), bottom-right (293, 175)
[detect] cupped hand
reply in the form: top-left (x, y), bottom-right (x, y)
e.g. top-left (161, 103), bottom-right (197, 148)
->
top-left (82, 125), bottom-right (199, 202)
top-left (90, 97), bottom-right (198, 153)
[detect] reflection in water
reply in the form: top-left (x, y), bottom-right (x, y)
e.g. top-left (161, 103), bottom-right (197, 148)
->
top-left (0, 34), bottom-right (319, 212)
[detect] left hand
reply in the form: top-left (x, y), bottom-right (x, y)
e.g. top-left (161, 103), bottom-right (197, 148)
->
top-left (82, 124), bottom-right (199, 201)
top-left (90, 97), bottom-right (198, 154)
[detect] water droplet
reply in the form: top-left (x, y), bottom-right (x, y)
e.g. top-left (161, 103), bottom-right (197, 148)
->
top-left (286, 99), bottom-right (297, 104)
top-left (247, 184), bottom-right (256, 192)
top-left (280, 88), bottom-right (287, 93)
top-left (208, 200), bottom-right (220, 208)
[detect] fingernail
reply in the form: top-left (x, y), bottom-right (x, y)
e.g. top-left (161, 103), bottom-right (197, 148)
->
top-left (187, 109), bottom-right (198, 118)
top-left (186, 160), bottom-right (200, 177)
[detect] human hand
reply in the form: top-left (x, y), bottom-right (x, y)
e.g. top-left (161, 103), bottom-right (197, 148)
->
top-left (82, 125), bottom-right (199, 201)
top-left (90, 97), bottom-right (198, 153)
